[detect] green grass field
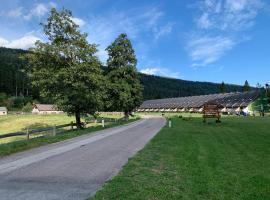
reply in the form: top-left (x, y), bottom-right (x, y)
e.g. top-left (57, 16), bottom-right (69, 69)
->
top-left (91, 116), bottom-right (270, 200)
top-left (0, 114), bottom-right (75, 134)
top-left (0, 113), bottom-right (125, 135)
top-left (0, 113), bottom-right (125, 144)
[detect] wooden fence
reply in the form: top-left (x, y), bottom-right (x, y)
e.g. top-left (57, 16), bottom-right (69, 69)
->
top-left (0, 117), bottom-right (125, 142)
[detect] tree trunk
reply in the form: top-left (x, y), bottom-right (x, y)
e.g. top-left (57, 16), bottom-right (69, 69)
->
top-left (124, 111), bottom-right (129, 121)
top-left (75, 110), bottom-right (82, 129)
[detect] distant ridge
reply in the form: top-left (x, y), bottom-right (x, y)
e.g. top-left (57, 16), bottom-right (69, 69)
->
top-left (0, 47), bottom-right (244, 101)
top-left (140, 73), bottom-right (244, 100)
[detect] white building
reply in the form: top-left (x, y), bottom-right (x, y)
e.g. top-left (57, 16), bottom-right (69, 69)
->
top-left (32, 104), bottom-right (63, 114)
top-left (0, 107), bottom-right (7, 115)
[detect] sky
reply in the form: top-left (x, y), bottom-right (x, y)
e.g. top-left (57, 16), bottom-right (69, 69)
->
top-left (0, 0), bottom-right (269, 86)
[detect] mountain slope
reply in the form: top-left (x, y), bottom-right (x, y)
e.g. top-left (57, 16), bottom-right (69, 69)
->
top-left (140, 73), bottom-right (243, 100)
top-left (0, 47), bottom-right (244, 100)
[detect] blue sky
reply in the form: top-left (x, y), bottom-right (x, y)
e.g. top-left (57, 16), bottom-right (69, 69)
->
top-left (0, 0), bottom-right (269, 86)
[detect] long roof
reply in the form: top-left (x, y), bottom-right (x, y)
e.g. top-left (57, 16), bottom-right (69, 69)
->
top-left (139, 90), bottom-right (259, 109)
top-left (34, 104), bottom-right (57, 111)
top-left (0, 107), bottom-right (7, 111)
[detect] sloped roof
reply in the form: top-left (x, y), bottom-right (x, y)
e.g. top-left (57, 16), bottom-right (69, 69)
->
top-left (139, 90), bottom-right (259, 109)
top-left (0, 107), bottom-right (7, 111)
top-left (34, 104), bottom-right (57, 111)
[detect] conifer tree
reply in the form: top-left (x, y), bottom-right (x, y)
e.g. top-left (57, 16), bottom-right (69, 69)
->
top-left (106, 33), bottom-right (143, 118)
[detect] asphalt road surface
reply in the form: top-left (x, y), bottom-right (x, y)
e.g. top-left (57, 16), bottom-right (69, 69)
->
top-left (0, 117), bottom-right (165, 200)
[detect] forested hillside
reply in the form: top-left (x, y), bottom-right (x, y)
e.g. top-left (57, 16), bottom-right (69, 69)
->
top-left (0, 47), bottom-right (29, 96)
top-left (140, 74), bottom-right (243, 100)
top-left (0, 47), bottom-right (243, 101)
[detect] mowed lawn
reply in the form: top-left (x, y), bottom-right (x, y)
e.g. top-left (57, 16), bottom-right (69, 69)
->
top-left (91, 117), bottom-right (270, 200)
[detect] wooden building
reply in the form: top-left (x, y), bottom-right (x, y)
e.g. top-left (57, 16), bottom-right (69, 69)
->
top-left (32, 104), bottom-right (63, 115)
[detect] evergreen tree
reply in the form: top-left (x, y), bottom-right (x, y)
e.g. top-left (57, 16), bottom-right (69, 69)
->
top-left (219, 81), bottom-right (227, 94)
top-left (243, 80), bottom-right (250, 92)
top-left (25, 8), bottom-right (105, 128)
top-left (266, 84), bottom-right (270, 103)
top-left (106, 33), bottom-right (143, 118)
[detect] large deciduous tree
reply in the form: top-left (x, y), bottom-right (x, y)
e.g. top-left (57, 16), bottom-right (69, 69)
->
top-left (25, 8), bottom-right (105, 128)
top-left (106, 33), bottom-right (143, 118)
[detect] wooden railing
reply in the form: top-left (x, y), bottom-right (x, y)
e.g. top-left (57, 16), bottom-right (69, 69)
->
top-left (0, 117), bottom-right (126, 141)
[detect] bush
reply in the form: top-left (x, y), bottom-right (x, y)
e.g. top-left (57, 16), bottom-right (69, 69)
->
top-left (22, 102), bottom-right (33, 113)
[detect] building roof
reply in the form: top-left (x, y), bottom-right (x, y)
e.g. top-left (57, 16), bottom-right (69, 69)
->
top-left (34, 104), bottom-right (57, 111)
top-left (0, 107), bottom-right (7, 111)
top-left (139, 90), bottom-right (259, 109)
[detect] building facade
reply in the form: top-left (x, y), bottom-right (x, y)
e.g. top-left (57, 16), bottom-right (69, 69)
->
top-left (0, 107), bottom-right (7, 115)
top-left (138, 90), bottom-right (260, 115)
top-left (32, 104), bottom-right (63, 114)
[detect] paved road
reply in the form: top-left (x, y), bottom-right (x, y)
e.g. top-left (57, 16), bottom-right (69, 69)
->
top-left (0, 117), bottom-right (165, 200)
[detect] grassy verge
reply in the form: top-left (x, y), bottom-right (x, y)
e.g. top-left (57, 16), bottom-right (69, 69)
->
top-left (0, 117), bottom-right (139, 158)
top-left (138, 112), bottom-right (202, 118)
top-left (90, 116), bottom-right (270, 200)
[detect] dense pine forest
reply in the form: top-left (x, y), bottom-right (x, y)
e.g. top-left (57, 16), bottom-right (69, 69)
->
top-left (0, 47), bottom-right (244, 103)
top-left (140, 73), bottom-right (243, 100)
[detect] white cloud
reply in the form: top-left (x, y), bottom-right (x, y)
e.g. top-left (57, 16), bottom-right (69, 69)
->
top-left (197, 13), bottom-right (212, 29)
top-left (24, 2), bottom-right (56, 20)
top-left (0, 35), bottom-right (41, 49)
top-left (85, 7), bottom-right (172, 62)
top-left (188, 35), bottom-right (235, 67)
top-left (140, 67), bottom-right (180, 78)
top-left (0, 37), bottom-right (9, 46)
top-left (153, 23), bottom-right (173, 40)
top-left (197, 0), bottom-right (263, 31)
top-left (187, 0), bottom-right (264, 67)
top-left (139, 7), bottom-right (164, 27)
top-left (71, 17), bottom-right (86, 27)
top-left (7, 7), bottom-right (23, 18)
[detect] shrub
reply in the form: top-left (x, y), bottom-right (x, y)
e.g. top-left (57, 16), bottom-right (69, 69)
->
top-left (22, 102), bottom-right (33, 113)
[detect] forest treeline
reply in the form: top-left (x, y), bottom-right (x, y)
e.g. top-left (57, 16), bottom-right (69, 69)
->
top-left (0, 47), bottom-right (245, 102)
top-left (140, 74), bottom-right (244, 100)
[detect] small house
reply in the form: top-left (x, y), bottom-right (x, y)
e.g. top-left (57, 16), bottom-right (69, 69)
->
top-left (32, 104), bottom-right (63, 115)
top-left (0, 107), bottom-right (7, 115)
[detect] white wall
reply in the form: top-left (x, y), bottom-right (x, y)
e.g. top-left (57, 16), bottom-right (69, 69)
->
top-left (0, 111), bottom-right (7, 115)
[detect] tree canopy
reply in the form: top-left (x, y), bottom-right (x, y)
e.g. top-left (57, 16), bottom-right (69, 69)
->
top-left (105, 33), bottom-right (143, 117)
top-left (25, 8), bottom-right (105, 128)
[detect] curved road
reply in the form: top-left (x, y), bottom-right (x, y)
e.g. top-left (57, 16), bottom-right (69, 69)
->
top-left (0, 117), bottom-right (165, 200)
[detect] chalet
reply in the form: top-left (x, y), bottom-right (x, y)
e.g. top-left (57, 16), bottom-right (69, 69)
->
top-left (0, 107), bottom-right (7, 115)
top-left (32, 104), bottom-right (63, 115)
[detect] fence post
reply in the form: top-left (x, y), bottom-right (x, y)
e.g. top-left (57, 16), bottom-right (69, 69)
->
top-left (102, 118), bottom-right (105, 128)
top-left (71, 121), bottom-right (73, 131)
top-left (26, 128), bottom-right (29, 140)
top-left (52, 125), bottom-right (56, 136)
